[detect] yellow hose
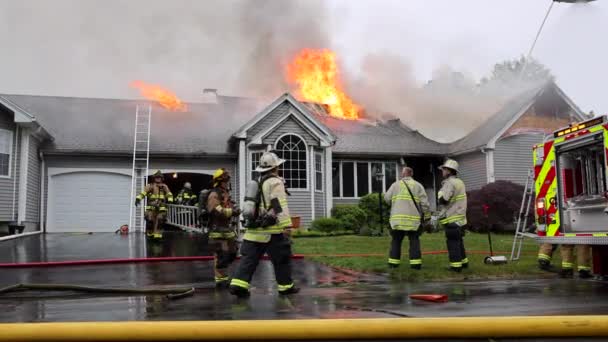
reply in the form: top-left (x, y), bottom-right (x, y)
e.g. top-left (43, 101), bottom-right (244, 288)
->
top-left (1, 316), bottom-right (608, 341)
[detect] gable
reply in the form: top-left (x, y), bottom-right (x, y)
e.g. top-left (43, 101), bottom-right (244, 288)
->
top-left (248, 102), bottom-right (290, 139)
top-left (501, 85), bottom-right (581, 139)
top-left (262, 116), bottom-right (319, 146)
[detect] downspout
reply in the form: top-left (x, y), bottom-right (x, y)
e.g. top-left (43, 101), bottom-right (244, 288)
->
top-left (11, 126), bottom-right (19, 222)
top-left (39, 151), bottom-right (45, 233)
top-left (481, 147), bottom-right (495, 184)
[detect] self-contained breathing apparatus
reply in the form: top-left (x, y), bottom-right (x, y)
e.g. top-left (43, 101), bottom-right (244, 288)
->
top-left (241, 175), bottom-right (285, 229)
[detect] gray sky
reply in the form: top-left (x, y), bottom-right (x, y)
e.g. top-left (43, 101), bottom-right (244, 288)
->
top-left (0, 0), bottom-right (606, 121)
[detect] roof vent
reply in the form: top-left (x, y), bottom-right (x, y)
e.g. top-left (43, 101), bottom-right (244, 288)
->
top-left (202, 88), bottom-right (218, 104)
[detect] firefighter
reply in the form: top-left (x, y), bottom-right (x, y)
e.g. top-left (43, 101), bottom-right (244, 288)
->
top-left (385, 167), bottom-right (430, 269)
top-left (537, 243), bottom-right (558, 271)
top-left (229, 151), bottom-right (299, 298)
top-left (437, 159), bottom-right (468, 272)
top-left (206, 168), bottom-right (240, 288)
top-left (560, 244), bottom-right (593, 279)
top-left (176, 182), bottom-right (196, 205)
top-left (135, 170), bottom-right (174, 239)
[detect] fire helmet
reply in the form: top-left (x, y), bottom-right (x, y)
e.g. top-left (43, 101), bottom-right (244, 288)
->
top-left (212, 168), bottom-right (230, 185)
top-left (256, 151), bottom-right (285, 172)
top-left (153, 170), bottom-right (164, 179)
top-left (438, 159), bottom-right (459, 173)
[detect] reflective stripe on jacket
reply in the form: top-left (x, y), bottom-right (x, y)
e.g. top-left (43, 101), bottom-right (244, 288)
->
top-left (206, 187), bottom-right (235, 238)
top-left (384, 177), bottom-right (430, 231)
top-left (438, 176), bottom-right (467, 226)
top-left (244, 176), bottom-right (291, 243)
top-left (137, 183), bottom-right (174, 210)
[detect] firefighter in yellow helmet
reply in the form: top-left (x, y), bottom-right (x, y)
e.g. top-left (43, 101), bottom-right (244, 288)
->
top-left (437, 159), bottom-right (468, 272)
top-left (229, 151), bottom-right (299, 298)
top-left (135, 170), bottom-right (174, 240)
top-left (206, 168), bottom-right (240, 288)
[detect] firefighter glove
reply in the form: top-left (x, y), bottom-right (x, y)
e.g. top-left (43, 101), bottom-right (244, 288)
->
top-left (232, 208), bottom-right (242, 217)
top-left (135, 198), bottom-right (141, 206)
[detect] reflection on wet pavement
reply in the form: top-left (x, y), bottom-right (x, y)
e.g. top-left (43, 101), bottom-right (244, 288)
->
top-left (1, 233), bottom-right (608, 322)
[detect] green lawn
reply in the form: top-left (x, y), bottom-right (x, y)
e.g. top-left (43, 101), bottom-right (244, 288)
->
top-left (293, 232), bottom-right (555, 281)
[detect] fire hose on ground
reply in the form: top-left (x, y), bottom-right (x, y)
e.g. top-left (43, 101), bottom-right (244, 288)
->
top-left (1, 316), bottom-right (608, 341)
top-left (0, 283), bottom-right (195, 300)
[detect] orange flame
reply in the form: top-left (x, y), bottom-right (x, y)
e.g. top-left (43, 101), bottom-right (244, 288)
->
top-left (130, 80), bottom-right (188, 112)
top-left (286, 49), bottom-right (360, 120)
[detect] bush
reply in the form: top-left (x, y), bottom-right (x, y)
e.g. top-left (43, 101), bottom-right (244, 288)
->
top-left (467, 180), bottom-right (532, 233)
top-left (358, 193), bottom-right (390, 228)
top-left (358, 224), bottom-right (389, 237)
top-left (331, 205), bottom-right (367, 233)
top-left (310, 217), bottom-right (344, 232)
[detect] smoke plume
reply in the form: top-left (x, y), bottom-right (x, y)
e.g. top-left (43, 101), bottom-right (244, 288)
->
top-left (0, 0), bottom-right (329, 100)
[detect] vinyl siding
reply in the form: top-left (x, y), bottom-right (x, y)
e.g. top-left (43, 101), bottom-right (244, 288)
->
top-left (314, 192), bottom-right (325, 219)
top-left (494, 133), bottom-right (544, 186)
top-left (247, 102), bottom-right (290, 139)
top-left (454, 152), bottom-right (487, 191)
top-left (25, 136), bottom-right (41, 223)
top-left (262, 117), bottom-right (319, 147)
top-left (287, 191), bottom-right (312, 228)
top-left (0, 111), bottom-right (18, 222)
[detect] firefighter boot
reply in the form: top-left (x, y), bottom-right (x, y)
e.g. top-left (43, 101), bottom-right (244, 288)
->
top-left (560, 268), bottom-right (574, 278)
top-left (279, 286), bottom-right (301, 296)
top-left (538, 259), bottom-right (552, 272)
top-left (229, 285), bottom-right (250, 299)
top-left (579, 269), bottom-right (593, 279)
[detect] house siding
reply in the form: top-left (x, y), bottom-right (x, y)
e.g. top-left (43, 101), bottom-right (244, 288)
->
top-left (494, 133), bottom-right (544, 186)
top-left (454, 152), bottom-right (487, 191)
top-left (263, 117), bottom-right (319, 147)
top-left (0, 111), bottom-right (19, 222)
top-left (314, 192), bottom-right (325, 219)
top-left (25, 136), bottom-right (41, 223)
top-left (288, 191), bottom-right (312, 228)
top-left (248, 102), bottom-right (290, 139)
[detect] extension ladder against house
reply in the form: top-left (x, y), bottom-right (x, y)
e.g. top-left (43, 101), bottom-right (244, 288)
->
top-left (510, 169), bottom-right (536, 261)
top-left (129, 105), bottom-right (152, 232)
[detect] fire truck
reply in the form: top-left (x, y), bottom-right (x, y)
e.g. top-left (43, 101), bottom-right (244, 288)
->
top-left (533, 115), bottom-right (608, 276)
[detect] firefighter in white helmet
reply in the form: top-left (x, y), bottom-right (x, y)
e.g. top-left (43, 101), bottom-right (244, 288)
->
top-left (206, 168), bottom-right (240, 288)
top-left (176, 182), bottom-right (196, 206)
top-left (437, 159), bottom-right (469, 272)
top-left (385, 166), bottom-right (431, 269)
top-left (229, 151), bottom-right (299, 298)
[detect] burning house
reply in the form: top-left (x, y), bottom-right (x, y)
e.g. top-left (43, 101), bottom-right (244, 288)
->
top-left (0, 77), bottom-right (588, 234)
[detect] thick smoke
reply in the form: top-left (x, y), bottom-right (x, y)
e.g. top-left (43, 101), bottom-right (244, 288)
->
top-left (0, 0), bottom-right (328, 100)
top-left (347, 54), bottom-right (549, 142)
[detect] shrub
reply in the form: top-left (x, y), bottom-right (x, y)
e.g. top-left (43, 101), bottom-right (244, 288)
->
top-left (467, 180), bottom-right (532, 233)
top-left (331, 205), bottom-right (367, 233)
top-left (358, 193), bottom-right (390, 228)
top-left (292, 230), bottom-right (354, 238)
top-left (358, 224), bottom-right (389, 237)
top-left (310, 217), bottom-right (344, 232)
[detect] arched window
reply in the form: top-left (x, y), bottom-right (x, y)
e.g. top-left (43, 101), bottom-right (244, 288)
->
top-left (275, 134), bottom-right (307, 189)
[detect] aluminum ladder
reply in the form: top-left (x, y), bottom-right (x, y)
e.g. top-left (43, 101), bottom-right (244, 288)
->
top-left (129, 105), bottom-right (152, 232)
top-left (510, 169), bottom-right (536, 261)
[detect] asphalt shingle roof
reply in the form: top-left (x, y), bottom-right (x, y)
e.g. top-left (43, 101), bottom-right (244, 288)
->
top-left (0, 94), bottom-right (264, 155)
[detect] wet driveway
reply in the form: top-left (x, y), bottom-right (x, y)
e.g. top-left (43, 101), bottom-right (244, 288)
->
top-left (1, 232), bottom-right (608, 323)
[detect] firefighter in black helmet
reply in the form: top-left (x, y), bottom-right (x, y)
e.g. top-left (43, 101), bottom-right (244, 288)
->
top-left (135, 170), bottom-right (174, 239)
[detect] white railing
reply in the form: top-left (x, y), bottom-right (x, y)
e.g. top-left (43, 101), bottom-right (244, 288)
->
top-left (166, 204), bottom-right (203, 234)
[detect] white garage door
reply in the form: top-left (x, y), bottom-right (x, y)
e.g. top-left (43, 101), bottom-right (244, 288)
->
top-left (48, 171), bottom-right (131, 233)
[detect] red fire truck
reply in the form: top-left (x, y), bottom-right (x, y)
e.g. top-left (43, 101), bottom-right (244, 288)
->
top-left (533, 115), bottom-right (608, 276)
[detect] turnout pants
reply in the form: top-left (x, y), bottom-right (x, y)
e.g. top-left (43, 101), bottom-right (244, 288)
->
top-left (209, 237), bottom-right (238, 283)
top-left (145, 210), bottom-right (166, 233)
top-left (388, 229), bottom-right (421, 267)
top-left (231, 234), bottom-right (294, 293)
top-left (445, 223), bottom-right (468, 268)
top-left (561, 244), bottom-right (592, 272)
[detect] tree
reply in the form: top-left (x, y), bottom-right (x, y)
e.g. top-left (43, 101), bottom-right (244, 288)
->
top-left (482, 56), bottom-right (554, 86)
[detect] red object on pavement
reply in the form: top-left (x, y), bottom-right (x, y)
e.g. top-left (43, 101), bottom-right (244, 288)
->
top-left (409, 294), bottom-right (448, 303)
